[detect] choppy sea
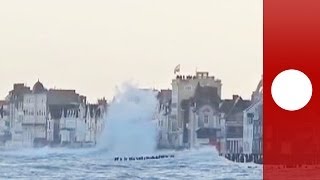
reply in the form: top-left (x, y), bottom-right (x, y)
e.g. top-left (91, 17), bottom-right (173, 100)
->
top-left (0, 147), bottom-right (262, 180)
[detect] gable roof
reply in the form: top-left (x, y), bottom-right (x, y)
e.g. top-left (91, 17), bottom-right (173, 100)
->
top-left (193, 83), bottom-right (221, 108)
top-left (219, 95), bottom-right (251, 116)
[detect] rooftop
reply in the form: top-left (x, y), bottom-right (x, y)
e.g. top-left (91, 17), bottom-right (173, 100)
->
top-left (174, 72), bottom-right (221, 82)
top-left (219, 95), bottom-right (251, 115)
top-left (47, 89), bottom-right (82, 105)
top-left (32, 80), bottom-right (46, 94)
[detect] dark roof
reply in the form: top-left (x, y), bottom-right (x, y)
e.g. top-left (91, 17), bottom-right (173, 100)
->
top-left (193, 83), bottom-right (221, 108)
top-left (47, 89), bottom-right (81, 105)
top-left (219, 100), bottom-right (234, 113)
top-left (180, 84), bottom-right (221, 111)
top-left (157, 89), bottom-right (172, 104)
top-left (8, 84), bottom-right (31, 101)
top-left (49, 104), bottom-right (80, 119)
top-left (48, 104), bottom-right (102, 119)
top-left (219, 95), bottom-right (251, 115)
top-left (32, 80), bottom-right (46, 94)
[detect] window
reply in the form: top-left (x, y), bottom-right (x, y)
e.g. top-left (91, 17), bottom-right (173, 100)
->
top-left (247, 113), bottom-right (254, 124)
top-left (184, 85), bottom-right (192, 91)
top-left (204, 115), bottom-right (209, 124)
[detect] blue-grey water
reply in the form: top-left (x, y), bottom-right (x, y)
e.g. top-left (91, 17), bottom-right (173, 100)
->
top-left (0, 147), bottom-right (262, 180)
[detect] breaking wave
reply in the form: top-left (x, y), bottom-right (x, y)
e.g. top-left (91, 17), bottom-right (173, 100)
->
top-left (96, 83), bottom-right (158, 157)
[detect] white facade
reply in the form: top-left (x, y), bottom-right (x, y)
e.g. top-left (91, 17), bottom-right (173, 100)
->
top-left (59, 105), bottom-right (105, 145)
top-left (187, 105), bottom-right (222, 148)
top-left (0, 104), bottom-right (9, 147)
top-left (3, 82), bottom-right (107, 149)
top-left (7, 105), bottom-right (24, 148)
top-left (47, 113), bottom-right (54, 142)
top-left (243, 78), bottom-right (263, 155)
top-left (156, 102), bottom-right (171, 148)
top-left (243, 100), bottom-right (262, 154)
top-left (0, 105), bottom-right (9, 135)
top-left (22, 93), bottom-right (47, 147)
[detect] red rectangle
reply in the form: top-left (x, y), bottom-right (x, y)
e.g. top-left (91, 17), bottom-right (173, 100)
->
top-left (264, 0), bottom-right (320, 179)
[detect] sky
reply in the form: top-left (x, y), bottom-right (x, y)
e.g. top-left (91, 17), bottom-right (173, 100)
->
top-left (0, 0), bottom-right (262, 102)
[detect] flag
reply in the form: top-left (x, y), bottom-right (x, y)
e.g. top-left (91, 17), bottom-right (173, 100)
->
top-left (174, 64), bottom-right (180, 74)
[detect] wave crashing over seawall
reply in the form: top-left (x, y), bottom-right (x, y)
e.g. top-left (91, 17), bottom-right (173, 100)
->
top-left (97, 83), bottom-right (158, 157)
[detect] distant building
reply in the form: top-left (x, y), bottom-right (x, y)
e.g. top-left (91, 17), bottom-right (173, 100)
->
top-left (243, 79), bottom-right (263, 157)
top-left (243, 100), bottom-right (262, 155)
top-left (3, 81), bottom-right (107, 148)
top-left (219, 95), bottom-right (251, 155)
top-left (171, 72), bottom-right (222, 148)
top-left (156, 89), bottom-right (172, 148)
top-left (0, 100), bottom-right (10, 147)
top-left (6, 83), bottom-right (31, 148)
top-left (21, 80), bottom-right (48, 147)
top-left (182, 83), bottom-right (221, 148)
top-left (252, 103), bottom-right (262, 156)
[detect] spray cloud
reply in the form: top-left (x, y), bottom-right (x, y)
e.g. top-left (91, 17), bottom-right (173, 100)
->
top-left (97, 83), bottom-right (158, 156)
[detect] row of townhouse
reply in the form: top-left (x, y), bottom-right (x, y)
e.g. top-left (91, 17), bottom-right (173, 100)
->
top-left (155, 71), bottom-right (263, 159)
top-left (0, 81), bottom-right (107, 149)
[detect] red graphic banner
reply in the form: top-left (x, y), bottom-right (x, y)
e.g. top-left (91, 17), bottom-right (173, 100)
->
top-left (264, 0), bottom-right (320, 179)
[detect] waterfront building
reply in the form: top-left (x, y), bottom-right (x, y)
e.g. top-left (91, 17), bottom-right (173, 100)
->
top-left (171, 72), bottom-right (222, 148)
top-left (156, 89), bottom-right (172, 148)
top-left (6, 83), bottom-right (31, 148)
top-left (243, 79), bottom-right (263, 156)
top-left (182, 83), bottom-right (221, 148)
top-left (2, 81), bottom-right (107, 148)
top-left (0, 100), bottom-right (10, 147)
top-left (219, 95), bottom-right (251, 155)
top-left (21, 81), bottom-right (48, 147)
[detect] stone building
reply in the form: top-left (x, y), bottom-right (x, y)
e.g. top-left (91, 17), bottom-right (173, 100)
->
top-left (181, 83), bottom-right (221, 148)
top-left (171, 72), bottom-right (222, 148)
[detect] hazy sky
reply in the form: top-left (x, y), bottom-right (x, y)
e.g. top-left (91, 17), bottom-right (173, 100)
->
top-left (0, 0), bottom-right (262, 102)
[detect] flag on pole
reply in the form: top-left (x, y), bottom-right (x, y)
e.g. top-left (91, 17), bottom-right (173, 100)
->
top-left (174, 64), bottom-right (180, 74)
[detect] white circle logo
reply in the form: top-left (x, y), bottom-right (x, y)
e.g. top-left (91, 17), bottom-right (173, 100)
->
top-left (271, 69), bottom-right (313, 111)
